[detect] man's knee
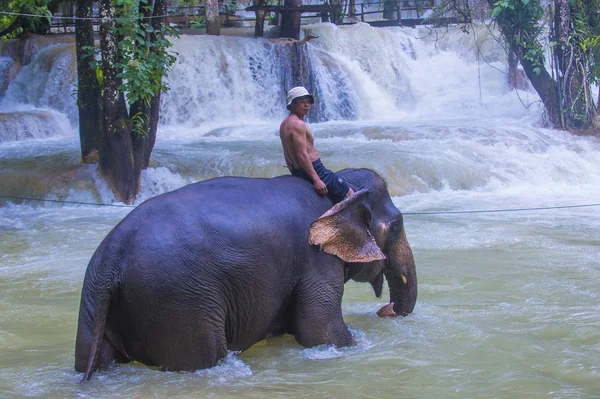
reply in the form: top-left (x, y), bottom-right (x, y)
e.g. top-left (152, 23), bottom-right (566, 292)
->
top-left (343, 187), bottom-right (355, 200)
top-left (326, 176), bottom-right (351, 203)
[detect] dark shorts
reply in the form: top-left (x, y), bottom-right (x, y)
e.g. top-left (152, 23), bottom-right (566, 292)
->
top-left (291, 159), bottom-right (350, 203)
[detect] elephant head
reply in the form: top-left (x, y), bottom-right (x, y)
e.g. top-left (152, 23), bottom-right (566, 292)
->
top-left (308, 177), bottom-right (417, 317)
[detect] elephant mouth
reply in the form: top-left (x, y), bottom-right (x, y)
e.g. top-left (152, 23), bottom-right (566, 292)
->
top-left (376, 301), bottom-right (413, 318)
top-left (376, 302), bottom-right (398, 318)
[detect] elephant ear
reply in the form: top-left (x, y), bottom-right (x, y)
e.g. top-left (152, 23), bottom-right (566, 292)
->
top-left (309, 189), bottom-right (386, 263)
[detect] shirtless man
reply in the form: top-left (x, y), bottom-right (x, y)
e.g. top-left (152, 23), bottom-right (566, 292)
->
top-left (279, 86), bottom-right (354, 203)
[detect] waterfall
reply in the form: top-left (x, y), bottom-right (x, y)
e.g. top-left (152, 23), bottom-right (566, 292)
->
top-left (5, 23), bottom-right (594, 205)
top-left (0, 23), bottom-right (543, 143)
top-left (0, 40), bottom-right (77, 142)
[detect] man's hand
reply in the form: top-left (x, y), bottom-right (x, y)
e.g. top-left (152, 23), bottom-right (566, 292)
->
top-left (314, 179), bottom-right (328, 195)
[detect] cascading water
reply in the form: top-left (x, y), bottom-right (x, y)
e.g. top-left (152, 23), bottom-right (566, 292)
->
top-left (1, 23), bottom-right (599, 398)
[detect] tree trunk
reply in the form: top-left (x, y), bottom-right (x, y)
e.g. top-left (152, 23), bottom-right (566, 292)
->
top-left (554, 0), bottom-right (596, 130)
top-left (136, 0), bottom-right (168, 168)
top-left (521, 57), bottom-right (561, 126)
top-left (331, 0), bottom-right (344, 24)
top-left (98, 0), bottom-right (138, 204)
top-left (254, 0), bottom-right (267, 37)
top-left (75, 0), bottom-right (169, 203)
top-left (75, 0), bottom-right (102, 163)
top-left (580, 0), bottom-right (600, 122)
top-left (383, 0), bottom-right (397, 20)
top-left (254, 10), bottom-right (266, 37)
top-left (206, 0), bottom-right (221, 35)
top-left (280, 0), bottom-right (301, 40)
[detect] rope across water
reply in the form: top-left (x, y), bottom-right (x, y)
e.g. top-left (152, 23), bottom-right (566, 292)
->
top-left (1, 195), bottom-right (598, 215)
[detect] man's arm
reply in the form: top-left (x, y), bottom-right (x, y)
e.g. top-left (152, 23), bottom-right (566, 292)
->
top-left (290, 121), bottom-right (328, 196)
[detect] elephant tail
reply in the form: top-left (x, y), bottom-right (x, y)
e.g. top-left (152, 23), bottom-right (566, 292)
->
top-left (82, 286), bottom-right (111, 381)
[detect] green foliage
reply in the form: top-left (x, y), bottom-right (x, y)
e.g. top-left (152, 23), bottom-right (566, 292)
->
top-left (264, 0), bottom-right (279, 26)
top-left (130, 112), bottom-right (149, 138)
top-left (224, 0), bottom-right (239, 12)
top-left (0, 0), bottom-right (52, 39)
top-left (95, 64), bottom-right (104, 91)
top-left (491, 0), bottom-right (545, 75)
top-left (112, 0), bottom-right (178, 107)
top-left (265, 12), bottom-right (277, 25)
top-left (190, 16), bottom-right (206, 29)
top-left (571, 0), bottom-right (600, 86)
top-left (581, 35), bottom-right (600, 85)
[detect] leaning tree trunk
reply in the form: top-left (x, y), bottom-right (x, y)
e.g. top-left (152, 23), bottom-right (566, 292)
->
top-left (205, 0), bottom-right (221, 35)
top-left (75, 0), bottom-right (102, 163)
top-left (488, 0), bottom-right (561, 127)
top-left (521, 57), bottom-right (561, 126)
top-left (280, 0), bottom-right (301, 39)
top-left (491, 0), bottom-right (599, 132)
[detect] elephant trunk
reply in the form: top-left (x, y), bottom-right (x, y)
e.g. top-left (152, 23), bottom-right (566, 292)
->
top-left (381, 231), bottom-right (417, 317)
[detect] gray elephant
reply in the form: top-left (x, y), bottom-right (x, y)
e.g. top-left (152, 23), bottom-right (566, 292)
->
top-left (75, 168), bottom-right (417, 380)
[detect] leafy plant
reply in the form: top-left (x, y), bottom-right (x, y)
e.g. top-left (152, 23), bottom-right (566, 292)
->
top-left (190, 16), bottom-right (207, 29)
top-left (112, 0), bottom-right (178, 106)
top-left (0, 0), bottom-right (52, 39)
top-left (491, 0), bottom-right (545, 75)
top-left (130, 112), bottom-right (149, 138)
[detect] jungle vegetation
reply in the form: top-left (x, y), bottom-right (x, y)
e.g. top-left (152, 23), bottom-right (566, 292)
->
top-left (433, 0), bottom-right (600, 133)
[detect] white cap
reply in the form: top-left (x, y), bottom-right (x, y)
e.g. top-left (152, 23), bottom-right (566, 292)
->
top-left (286, 86), bottom-right (314, 107)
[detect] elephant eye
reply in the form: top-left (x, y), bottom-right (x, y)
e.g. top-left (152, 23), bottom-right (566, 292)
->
top-left (387, 221), bottom-right (402, 240)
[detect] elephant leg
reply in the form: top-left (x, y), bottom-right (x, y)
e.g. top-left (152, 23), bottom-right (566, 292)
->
top-left (145, 321), bottom-right (228, 371)
top-left (292, 270), bottom-right (352, 348)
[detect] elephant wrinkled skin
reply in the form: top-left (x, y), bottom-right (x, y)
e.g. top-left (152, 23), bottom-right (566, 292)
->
top-left (75, 168), bottom-right (417, 380)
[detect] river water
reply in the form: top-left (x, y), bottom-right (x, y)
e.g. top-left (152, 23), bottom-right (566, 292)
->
top-left (1, 23), bottom-right (599, 398)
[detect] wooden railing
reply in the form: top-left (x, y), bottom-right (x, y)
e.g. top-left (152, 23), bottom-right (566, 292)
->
top-left (48, 0), bottom-right (457, 33)
top-left (356, 0), bottom-right (435, 22)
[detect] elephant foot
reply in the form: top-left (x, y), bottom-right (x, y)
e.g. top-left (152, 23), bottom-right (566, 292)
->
top-left (376, 302), bottom-right (397, 318)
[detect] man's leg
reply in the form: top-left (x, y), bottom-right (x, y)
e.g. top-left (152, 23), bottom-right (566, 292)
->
top-left (314, 163), bottom-right (353, 203)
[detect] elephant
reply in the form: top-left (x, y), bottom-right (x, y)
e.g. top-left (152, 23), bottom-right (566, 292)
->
top-left (75, 168), bottom-right (417, 380)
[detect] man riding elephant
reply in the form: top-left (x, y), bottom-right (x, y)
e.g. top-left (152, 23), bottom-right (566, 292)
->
top-left (280, 86), bottom-right (355, 203)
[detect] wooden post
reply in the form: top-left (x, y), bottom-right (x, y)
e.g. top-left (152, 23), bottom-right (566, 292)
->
top-left (349, 0), bottom-right (356, 17)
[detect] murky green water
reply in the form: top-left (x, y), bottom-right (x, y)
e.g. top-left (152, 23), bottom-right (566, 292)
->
top-left (1, 188), bottom-right (599, 398)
